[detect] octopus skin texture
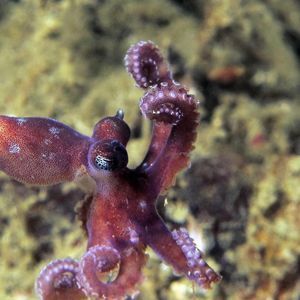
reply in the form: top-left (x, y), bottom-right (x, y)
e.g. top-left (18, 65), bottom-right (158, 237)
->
top-left (0, 41), bottom-right (221, 300)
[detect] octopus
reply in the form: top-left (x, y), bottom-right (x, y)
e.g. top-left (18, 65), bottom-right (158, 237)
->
top-left (0, 41), bottom-right (221, 299)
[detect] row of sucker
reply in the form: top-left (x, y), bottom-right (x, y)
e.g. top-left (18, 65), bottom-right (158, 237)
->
top-left (172, 228), bottom-right (222, 288)
top-left (35, 246), bottom-right (123, 299)
top-left (140, 82), bottom-right (198, 125)
top-left (35, 258), bottom-right (84, 300)
top-left (78, 245), bottom-right (121, 299)
top-left (124, 40), bottom-right (172, 88)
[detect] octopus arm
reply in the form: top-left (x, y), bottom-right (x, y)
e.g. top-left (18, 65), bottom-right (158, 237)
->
top-left (35, 258), bottom-right (86, 300)
top-left (145, 216), bottom-right (221, 288)
top-left (139, 83), bottom-right (199, 193)
top-left (124, 40), bottom-right (172, 89)
top-left (138, 121), bottom-right (172, 171)
top-left (125, 40), bottom-right (199, 193)
top-left (0, 115), bottom-right (91, 185)
top-left (78, 245), bottom-right (147, 299)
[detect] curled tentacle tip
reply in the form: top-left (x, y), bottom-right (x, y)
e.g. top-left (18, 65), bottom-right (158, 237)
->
top-left (78, 246), bottom-right (147, 299)
top-left (172, 228), bottom-right (222, 288)
top-left (140, 83), bottom-right (198, 125)
top-left (78, 245), bottom-right (121, 298)
top-left (35, 258), bottom-right (85, 300)
top-left (125, 40), bottom-right (172, 88)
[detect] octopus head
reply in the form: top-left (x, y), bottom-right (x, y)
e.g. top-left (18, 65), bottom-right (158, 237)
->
top-left (92, 109), bottom-right (130, 146)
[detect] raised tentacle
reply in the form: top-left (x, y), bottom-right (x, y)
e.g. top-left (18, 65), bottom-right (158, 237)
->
top-left (125, 40), bottom-right (173, 89)
top-left (78, 245), bottom-right (147, 299)
top-left (0, 116), bottom-right (91, 185)
top-left (145, 216), bottom-right (221, 289)
top-left (35, 258), bottom-right (86, 300)
top-left (139, 82), bottom-right (199, 193)
top-left (125, 41), bottom-right (199, 192)
top-left (137, 121), bottom-right (172, 171)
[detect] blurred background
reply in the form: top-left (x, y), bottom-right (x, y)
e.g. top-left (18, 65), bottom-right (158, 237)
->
top-left (0, 0), bottom-right (300, 299)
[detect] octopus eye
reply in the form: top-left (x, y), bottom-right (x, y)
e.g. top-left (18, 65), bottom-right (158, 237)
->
top-left (88, 140), bottom-right (128, 173)
top-left (94, 155), bottom-right (116, 171)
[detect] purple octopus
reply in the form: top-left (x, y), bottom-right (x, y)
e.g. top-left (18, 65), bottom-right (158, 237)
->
top-left (0, 41), bottom-right (221, 299)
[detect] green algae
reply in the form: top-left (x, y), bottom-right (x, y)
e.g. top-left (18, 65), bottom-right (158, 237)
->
top-left (0, 0), bottom-right (300, 299)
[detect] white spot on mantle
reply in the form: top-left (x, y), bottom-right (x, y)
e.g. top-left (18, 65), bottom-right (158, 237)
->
top-left (9, 143), bottom-right (20, 154)
top-left (49, 127), bottom-right (60, 135)
top-left (16, 118), bottom-right (27, 126)
top-left (139, 200), bottom-right (147, 212)
top-left (44, 139), bottom-right (51, 145)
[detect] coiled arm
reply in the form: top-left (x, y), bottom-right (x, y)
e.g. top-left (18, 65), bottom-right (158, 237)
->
top-left (125, 41), bottom-right (199, 193)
